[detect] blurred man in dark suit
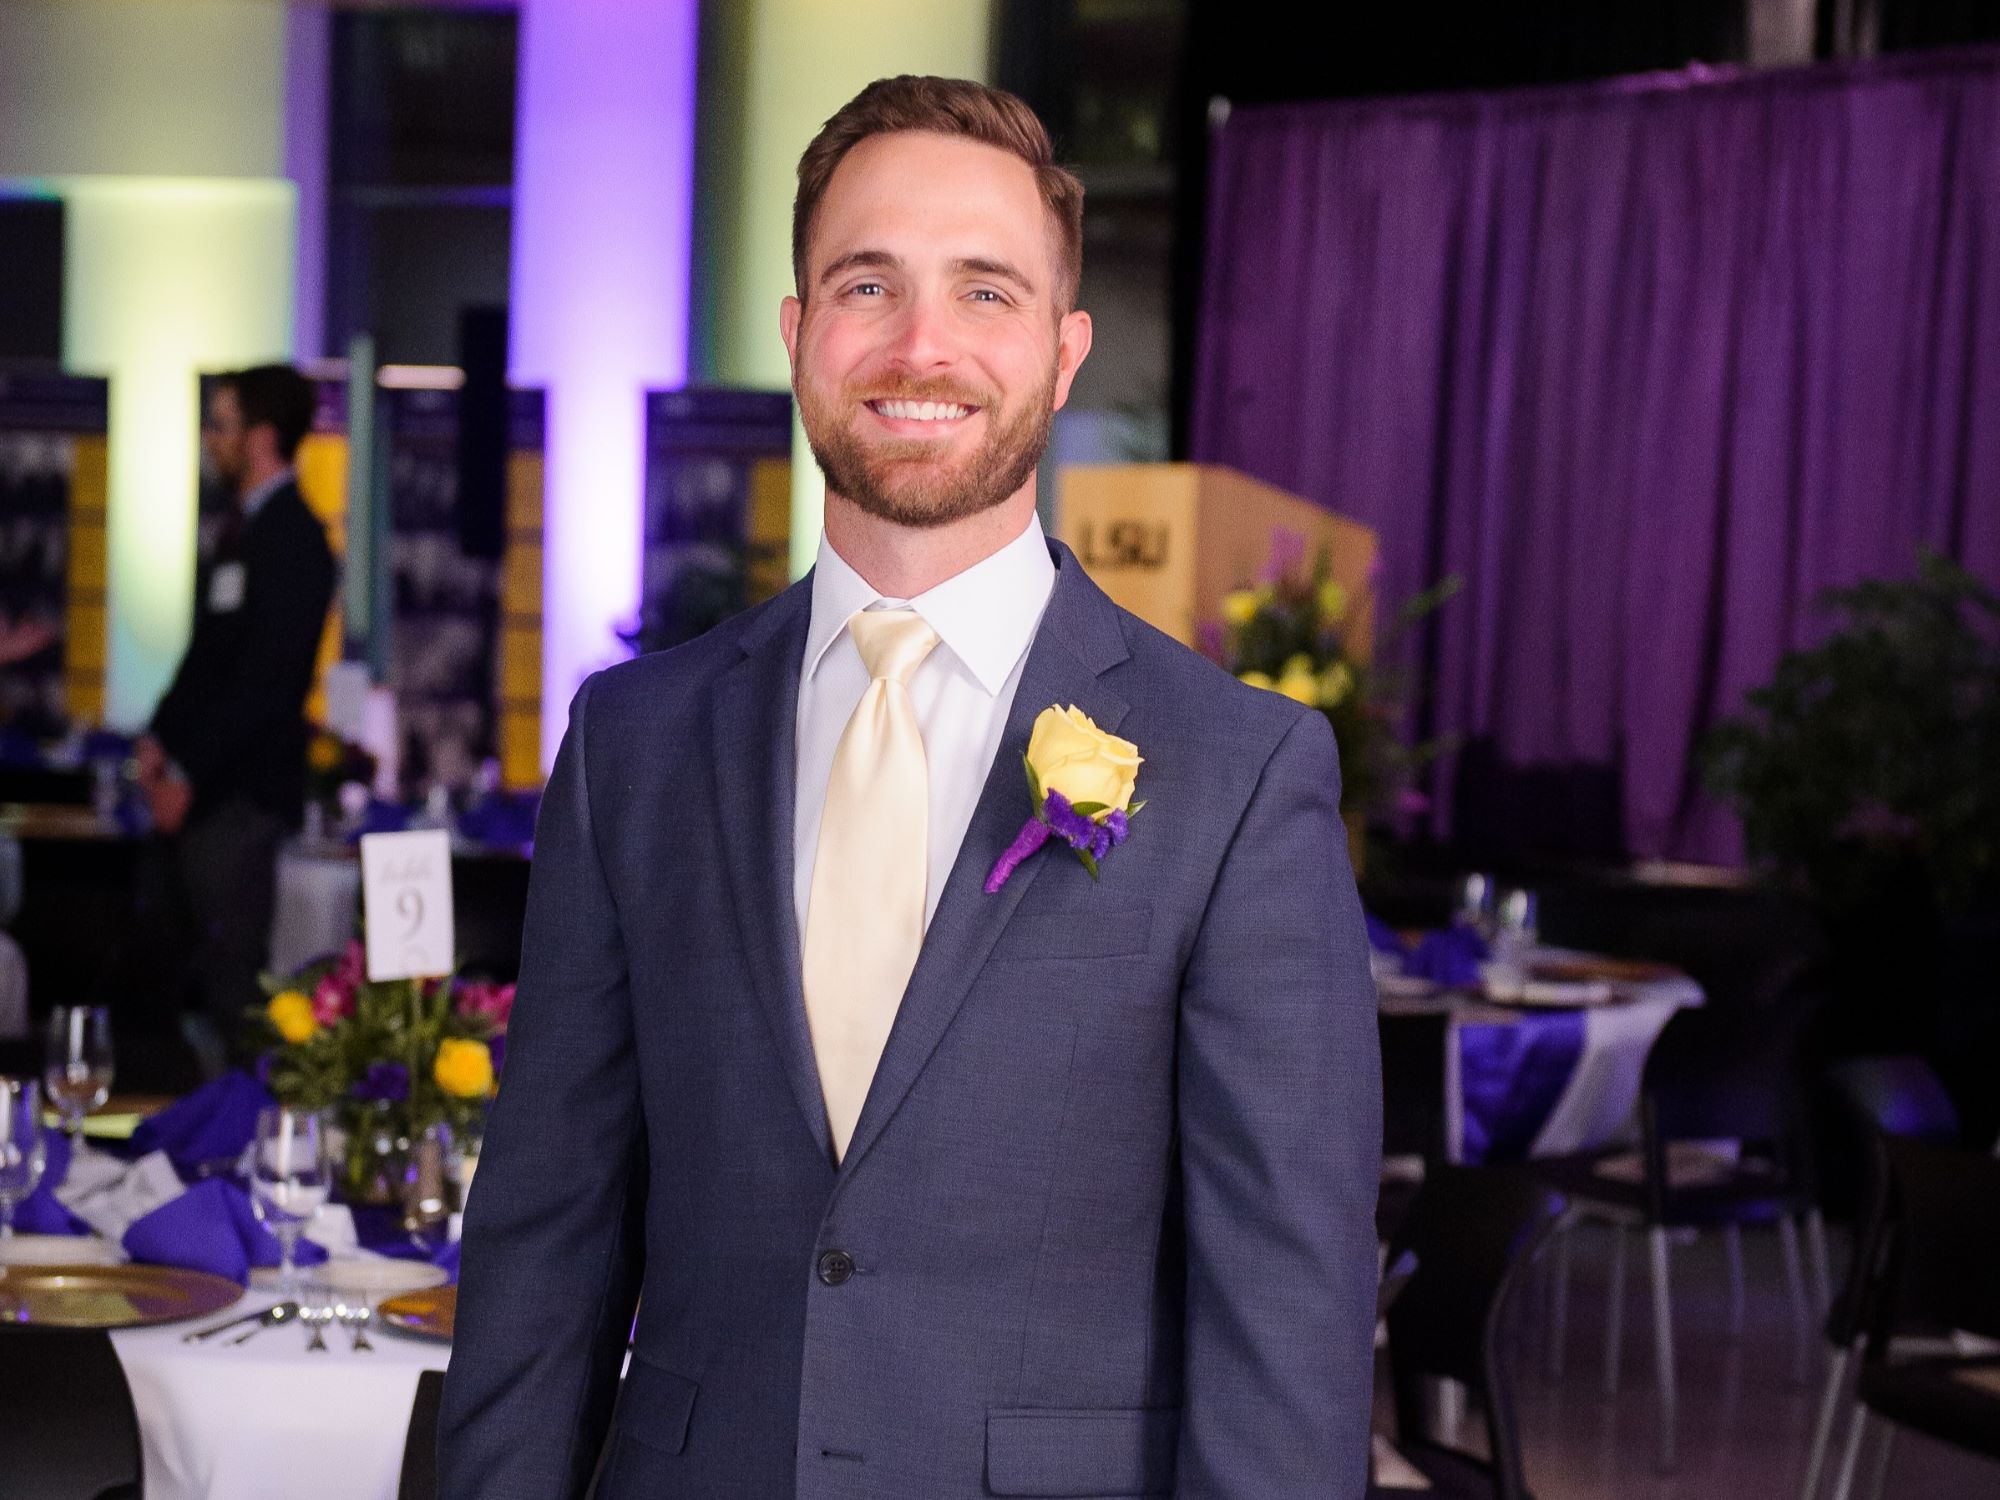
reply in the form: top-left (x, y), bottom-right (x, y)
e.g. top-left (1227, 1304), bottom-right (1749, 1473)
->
top-left (137, 365), bottom-right (335, 1068)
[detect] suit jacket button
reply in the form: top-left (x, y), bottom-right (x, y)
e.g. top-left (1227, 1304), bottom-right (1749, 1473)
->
top-left (817, 1249), bottom-right (855, 1286)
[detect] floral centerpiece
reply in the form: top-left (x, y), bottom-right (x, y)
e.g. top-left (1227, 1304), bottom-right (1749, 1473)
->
top-left (255, 940), bottom-right (510, 1203)
top-left (1210, 553), bottom-right (1459, 831)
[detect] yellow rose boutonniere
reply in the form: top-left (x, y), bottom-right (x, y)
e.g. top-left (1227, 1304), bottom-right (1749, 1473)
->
top-left (267, 990), bottom-right (319, 1044)
top-left (986, 705), bottom-right (1147, 891)
top-left (1025, 704), bottom-right (1142, 817)
top-left (434, 1038), bottom-right (496, 1099)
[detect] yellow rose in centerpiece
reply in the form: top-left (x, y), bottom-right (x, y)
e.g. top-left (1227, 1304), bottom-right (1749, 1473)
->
top-left (434, 1038), bottom-right (495, 1099)
top-left (1316, 578), bottom-right (1349, 624)
top-left (1275, 663), bottom-right (1320, 706)
top-left (1027, 705), bottom-right (1142, 820)
top-left (1237, 669), bottom-right (1275, 691)
top-left (267, 990), bottom-right (318, 1044)
top-left (1221, 589), bottom-right (1262, 627)
top-left (1318, 660), bottom-right (1355, 707)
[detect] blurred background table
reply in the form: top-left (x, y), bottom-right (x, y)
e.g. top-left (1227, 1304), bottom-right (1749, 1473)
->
top-left (1379, 951), bottom-right (1704, 1168)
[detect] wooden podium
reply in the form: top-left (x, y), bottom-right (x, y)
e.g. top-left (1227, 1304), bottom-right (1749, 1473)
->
top-left (1052, 464), bottom-right (1379, 662)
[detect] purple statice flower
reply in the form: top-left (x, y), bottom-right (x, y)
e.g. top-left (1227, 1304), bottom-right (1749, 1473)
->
top-left (488, 1033), bottom-right (506, 1078)
top-left (984, 789), bottom-right (1133, 893)
top-left (351, 1060), bottom-right (410, 1104)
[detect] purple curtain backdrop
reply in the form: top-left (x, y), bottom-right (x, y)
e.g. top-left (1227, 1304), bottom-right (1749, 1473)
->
top-left (1192, 50), bottom-right (2000, 862)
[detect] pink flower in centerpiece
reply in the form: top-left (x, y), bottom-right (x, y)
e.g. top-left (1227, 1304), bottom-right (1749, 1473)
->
top-left (312, 973), bottom-right (355, 1025)
top-left (334, 939), bottom-right (365, 986)
top-left (456, 980), bottom-right (515, 1030)
top-left (310, 940), bottom-right (365, 1025)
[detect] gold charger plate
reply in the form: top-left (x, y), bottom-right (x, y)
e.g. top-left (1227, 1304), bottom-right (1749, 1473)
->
top-left (377, 1284), bottom-right (456, 1342)
top-left (1531, 956), bottom-right (1680, 986)
top-left (0, 1263), bottom-right (243, 1329)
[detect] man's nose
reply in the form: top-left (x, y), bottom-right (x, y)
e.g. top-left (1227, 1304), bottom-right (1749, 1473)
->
top-left (882, 293), bottom-right (959, 372)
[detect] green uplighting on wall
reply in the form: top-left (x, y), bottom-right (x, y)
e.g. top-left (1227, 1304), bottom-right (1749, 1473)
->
top-left (55, 176), bottom-right (295, 728)
top-left (701, 0), bottom-right (992, 579)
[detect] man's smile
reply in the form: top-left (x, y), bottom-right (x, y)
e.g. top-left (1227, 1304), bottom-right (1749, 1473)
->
top-left (862, 398), bottom-right (983, 437)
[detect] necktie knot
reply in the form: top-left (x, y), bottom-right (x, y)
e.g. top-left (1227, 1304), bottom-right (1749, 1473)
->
top-left (848, 608), bottom-right (938, 686)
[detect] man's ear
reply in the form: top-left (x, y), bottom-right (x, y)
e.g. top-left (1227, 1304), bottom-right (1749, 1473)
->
top-left (1051, 309), bottom-right (1093, 413)
top-left (779, 295), bottom-right (803, 376)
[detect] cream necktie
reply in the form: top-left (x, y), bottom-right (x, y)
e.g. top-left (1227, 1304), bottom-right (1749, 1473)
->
top-left (802, 607), bottom-right (940, 1162)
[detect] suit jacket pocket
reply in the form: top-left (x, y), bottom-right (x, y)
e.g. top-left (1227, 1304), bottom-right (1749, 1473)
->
top-left (613, 1354), bottom-right (699, 1456)
top-left (986, 904), bottom-right (1153, 963)
top-left (985, 1406), bottom-right (1177, 1496)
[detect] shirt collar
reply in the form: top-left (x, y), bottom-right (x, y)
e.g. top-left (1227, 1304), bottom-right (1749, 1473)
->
top-left (240, 469), bottom-right (294, 520)
top-left (803, 514), bottom-right (1056, 696)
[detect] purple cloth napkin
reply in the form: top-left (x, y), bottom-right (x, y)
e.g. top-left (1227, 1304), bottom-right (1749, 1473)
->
top-left (1406, 924), bottom-right (1491, 988)
top-left (345, 798), bottom-right (413, 840)
top-left (121, 1178), bottom-right (328, 1284)
top-left (456, 791), bottom-right (540, 849)
top-left (127, 1072), bottom-right (275, 1178)
top-left (350, 1203), bottom-right (462, 1282)
top-left (1365, 911), bottom-right (1408, 957)
top-left (13, 1130), bottom-right (90, 1236)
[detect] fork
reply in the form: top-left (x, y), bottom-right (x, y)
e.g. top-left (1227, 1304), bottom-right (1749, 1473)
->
top-left (335, 1301), bottom-right (374, 1352)
top-left (302, 1306), bottom-right (332, 1353)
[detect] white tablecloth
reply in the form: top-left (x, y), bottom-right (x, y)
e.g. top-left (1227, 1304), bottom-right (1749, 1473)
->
top-left (110, 1291), bottom-right (449, 1500)
top-left (269, 844), bottom-right (362, 976)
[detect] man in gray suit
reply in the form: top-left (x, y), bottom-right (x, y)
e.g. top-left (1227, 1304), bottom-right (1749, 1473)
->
top-left (442, 76), bottom-right (1380, 1499)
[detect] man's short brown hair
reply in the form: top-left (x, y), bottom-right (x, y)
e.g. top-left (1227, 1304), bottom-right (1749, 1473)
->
top-left (793, 75), bottom-right (1085, 315)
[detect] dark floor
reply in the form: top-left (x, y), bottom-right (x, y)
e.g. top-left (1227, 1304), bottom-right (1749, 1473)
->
top-left (1491, 1222), bottom-right (2000, 1499)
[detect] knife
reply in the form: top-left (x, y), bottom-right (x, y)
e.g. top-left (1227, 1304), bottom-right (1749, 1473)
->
top-left (184, 1303), bottom-right (282, 1344)
top-left (227, 1301), bottom-right (303, 1344)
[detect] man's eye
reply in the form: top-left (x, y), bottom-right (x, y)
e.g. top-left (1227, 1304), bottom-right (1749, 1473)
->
top-left (849, 282), bottom-right (885, 297)
top-left (969, 288), bottom-right (1005, 304)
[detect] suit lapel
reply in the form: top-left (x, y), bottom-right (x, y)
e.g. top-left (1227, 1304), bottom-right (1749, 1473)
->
top-left (710, 581), bottom-right (834, 1164)
top-left (839, 543), bottom-right (1131, 1178)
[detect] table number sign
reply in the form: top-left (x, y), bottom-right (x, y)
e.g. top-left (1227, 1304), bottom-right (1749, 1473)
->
top-left (360, 830), bottom-right (455, 981)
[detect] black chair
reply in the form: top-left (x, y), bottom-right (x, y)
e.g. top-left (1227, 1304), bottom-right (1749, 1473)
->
top-left (398, 1368), bottom-right (445, 1500)
top-left (1798, 1056), bottom-right (1960, 1500)
top-left (1374, 1163), bottom-right (1565, 1500)
top-left (1825, 1138), bottom-right (2000, 1500)
top-left (0, 1325), bottom-right (144, 1499)
top-left (1533, 994), bottom-right (1828, 1471)
top-left (1378, 1009), bottom-right (1450, 1241)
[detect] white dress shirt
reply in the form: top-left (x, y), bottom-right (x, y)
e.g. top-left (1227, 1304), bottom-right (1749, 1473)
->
top-left (793, 515), bottom-right (1056, 946)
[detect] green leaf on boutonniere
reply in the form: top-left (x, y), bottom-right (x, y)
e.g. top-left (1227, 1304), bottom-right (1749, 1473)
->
top-left (1077, 848), bottom-right (1102, 880)
top-left (1022, 751), bottom-right (1046, 813)
top-left (1128, 800), bottom-right (1147, 816)
top-left (1069, 800), bottom-right (1108, 818)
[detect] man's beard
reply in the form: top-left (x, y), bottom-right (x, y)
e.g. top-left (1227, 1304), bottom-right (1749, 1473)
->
top-left (797, 364), bottom-right (1056, 530)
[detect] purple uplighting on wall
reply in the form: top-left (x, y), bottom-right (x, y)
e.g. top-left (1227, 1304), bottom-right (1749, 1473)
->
top-left (510, 0), bottom-right (699, 767)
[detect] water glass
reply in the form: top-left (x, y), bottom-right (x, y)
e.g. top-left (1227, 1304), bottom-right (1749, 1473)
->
top-left (44, 1006), bottom-right (115, 1143)
top-left (0, 1079), bottom-right (47, 1240)
top-left (1455, 872), bottom-right (1498, 936)
top-left (1496, 887), bottom-right (1541, 963)
top-left (250, 1107), bottom-right (331, 1297)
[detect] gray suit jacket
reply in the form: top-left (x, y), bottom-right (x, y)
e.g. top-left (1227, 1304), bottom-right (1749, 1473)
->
top-left (440, 539), bottom-right (1381, 1498)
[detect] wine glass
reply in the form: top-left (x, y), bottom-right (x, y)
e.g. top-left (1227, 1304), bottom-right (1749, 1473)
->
top-left (250, 1107), bottom-right (330, 1297)
top-left (0, 1079), bottom-right (47, 1241)
top-left (44, 1006), bottom-right (114, 1144)
top-left (1455, 872), bottom-right (1498, 936)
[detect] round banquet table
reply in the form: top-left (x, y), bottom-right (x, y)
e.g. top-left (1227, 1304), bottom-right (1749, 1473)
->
top-left (109, 1289), bottom-right (449, 1500)
top-left (1378, 947), bottom-right (1705, 1165)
